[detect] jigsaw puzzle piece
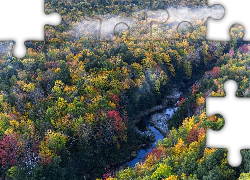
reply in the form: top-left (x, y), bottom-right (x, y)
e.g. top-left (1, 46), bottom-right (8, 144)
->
top-left (177, 21), bottom-right (194, 38)
top-left (78, 0), bottom-right (169, 42)
top-left (145, 4), bottom-right (224, 41)
top-left (206, 80), bottom-right (250, 167)
top-left (207, 0), bottom-right (250, 41)
top-left (101, 16), bottom-right (133, 42)
top-left (71, 0), bottom-right (224, 43)
top-left (145, 9), bottom-right (169, 41)
top-left (100, 0), bottom-right (153, 42)
top-left (165, 5), bottom-right (224, 40)
top-left (131, 1), bottom-right (170, 41)
top-left (0, 0), bottom-right (61, 58)
top-left (68, 0), bottom-right (142, 42)
top-left (73, 17), bottom-right (102, 42)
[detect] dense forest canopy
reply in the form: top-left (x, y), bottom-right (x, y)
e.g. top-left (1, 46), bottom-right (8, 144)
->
top-left (0, 0), bottom-right (249, 179)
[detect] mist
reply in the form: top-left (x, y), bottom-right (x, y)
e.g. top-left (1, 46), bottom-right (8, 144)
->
top-left (72, 5), bottom-right (224, 40)
top-left (0, 6), bottom-right (224, 55)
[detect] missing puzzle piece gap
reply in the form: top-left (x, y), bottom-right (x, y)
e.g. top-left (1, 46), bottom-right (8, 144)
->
top-left (206, 80), bottom-right (250, 167)
top-left (0, 0), bottom-right (61, 58)
top-left (206, 0), bottom-right (250, 41)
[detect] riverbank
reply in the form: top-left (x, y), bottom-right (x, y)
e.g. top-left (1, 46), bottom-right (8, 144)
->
top-left (125, 89), bottom-right (182, 168)
top-left (133, 89), bottom-right (182, 124)
top-left (126, 103), bottom-right (179, 167)
top-left (128, 126), bottom-right (164, 167)
top-left (108, 89), bottom-right (183, 176)
top-left (150, 106), bottom-right (178, 137)
top-left (148, 89), bottom-right (182, 137)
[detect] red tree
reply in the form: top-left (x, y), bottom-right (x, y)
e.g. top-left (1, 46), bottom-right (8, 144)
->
top-left (146, 147), bottom-right (164, 159)
top-left (110, 94), bottom-right (119, 103)
top-left (177, 97), bottom-right (185, 106)
top-left (212, 67), bottom-right (220, 78)
top-left (107, 111), bottom-right (124, 136)
top-left (0, 133), bottom-right (19, 167)
top-left (187, 128), bottom-right (198, 143)
top-left (239, 44), bottom-right (249, 54)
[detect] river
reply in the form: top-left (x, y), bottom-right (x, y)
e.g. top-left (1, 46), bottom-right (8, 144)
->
top-left (128, 106), bottom-right (178, 167)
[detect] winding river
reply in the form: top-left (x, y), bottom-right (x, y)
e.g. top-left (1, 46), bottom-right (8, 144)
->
top-left (128, 106), bottom-right (178, 167)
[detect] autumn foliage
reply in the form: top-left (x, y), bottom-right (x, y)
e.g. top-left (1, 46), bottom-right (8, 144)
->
top-left (0, 0), bottom-right (248, 179)
top-left (0, 133), bottom-right (19, 167)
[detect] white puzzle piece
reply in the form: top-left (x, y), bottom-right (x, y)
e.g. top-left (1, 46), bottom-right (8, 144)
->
top-left (206, 80), bottom-right (250, 167)
top-left (0, 0), bottom-right (61, 58)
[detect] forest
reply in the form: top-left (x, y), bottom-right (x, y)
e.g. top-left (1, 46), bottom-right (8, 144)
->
top-left (0, 0), bottom-right (249, 179)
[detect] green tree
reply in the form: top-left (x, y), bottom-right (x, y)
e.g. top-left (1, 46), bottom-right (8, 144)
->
top-left (58, 60), bottom-right (71, 85)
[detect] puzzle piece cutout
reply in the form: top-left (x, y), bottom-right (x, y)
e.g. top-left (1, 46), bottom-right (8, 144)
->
top-left (207, 0), bottom-right (250, 41)
top-left (206, 80), bottom-right (250, 167)
top-left (77, 0), bottom-right (224, 43)
top-left (0, 0), bottom-right (61, 58)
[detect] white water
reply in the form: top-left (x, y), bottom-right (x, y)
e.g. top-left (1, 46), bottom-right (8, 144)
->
top-left (165, 107), bottom-right (178, 118)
